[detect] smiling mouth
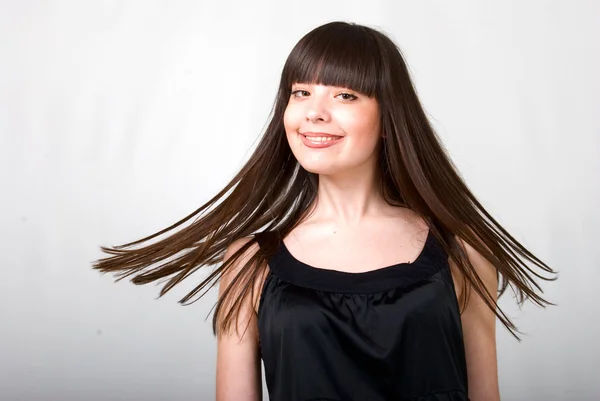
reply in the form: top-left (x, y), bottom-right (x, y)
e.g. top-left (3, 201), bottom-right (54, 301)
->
top-left (300, 134), bottom-right (343, 142)
top-left (299, 133), bottom-right (344, 148)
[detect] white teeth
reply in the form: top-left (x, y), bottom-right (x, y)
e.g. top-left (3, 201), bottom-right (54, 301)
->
top-left (304, 136), bottom-right (340, 142)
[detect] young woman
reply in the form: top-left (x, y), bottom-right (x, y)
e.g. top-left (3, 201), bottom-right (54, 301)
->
top-left (94, 21), bottom-right (557, 401)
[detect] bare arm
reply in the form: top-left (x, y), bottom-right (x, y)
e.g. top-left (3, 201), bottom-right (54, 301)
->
top-left (450, 237), bottom-right (501, 401)
top-left (216, 237), bottom-right (263, 401)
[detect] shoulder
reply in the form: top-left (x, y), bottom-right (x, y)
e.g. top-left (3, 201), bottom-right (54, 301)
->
top-left (223, 236), bottom-right (260, 265)
top-left (220, 236), bottom-right (267, 315)
top-left (220, 236), bottom-right (263, 292)
top-left (449, 232), bottom-right (498, 301)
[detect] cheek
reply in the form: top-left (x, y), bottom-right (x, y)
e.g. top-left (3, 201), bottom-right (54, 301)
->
top-left (362, 108), bottom-right (381, 139)
top-left (283, 105), bottom-right (300, 134)
top-left (342, 109), bottom-right (380, 141)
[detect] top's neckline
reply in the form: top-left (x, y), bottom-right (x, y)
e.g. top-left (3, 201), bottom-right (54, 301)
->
top-left (281, 229), bottom-right (432, 276)
top-left (269, 230), bottom-right (446, 293)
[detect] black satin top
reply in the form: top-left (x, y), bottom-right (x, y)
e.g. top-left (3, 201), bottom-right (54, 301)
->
top-left (256, 231), bottom-right (469, 401)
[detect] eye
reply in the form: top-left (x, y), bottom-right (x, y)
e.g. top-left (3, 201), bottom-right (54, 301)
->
top-left (337, 92), bottom-right (358, 101)
top-left (291, 90), bottom-right (310, 98)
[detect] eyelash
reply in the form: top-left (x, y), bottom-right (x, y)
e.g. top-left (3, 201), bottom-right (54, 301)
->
top-left (291, 90), bottom-right (357, 101)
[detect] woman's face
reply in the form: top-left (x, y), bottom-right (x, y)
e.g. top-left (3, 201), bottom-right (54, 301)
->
top-left (283, 83), bottom-right (381, 176)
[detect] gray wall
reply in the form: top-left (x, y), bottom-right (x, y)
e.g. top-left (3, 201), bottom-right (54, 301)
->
top-left (1, 0), bottom-right (598, 400)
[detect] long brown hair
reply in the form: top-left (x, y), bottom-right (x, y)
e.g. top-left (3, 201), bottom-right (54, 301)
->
top-left (93, 21), bottom-right (557, 340)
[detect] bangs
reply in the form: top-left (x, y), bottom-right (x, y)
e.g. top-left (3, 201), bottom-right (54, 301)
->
top-left (282, 22), bottom-right (381, 98)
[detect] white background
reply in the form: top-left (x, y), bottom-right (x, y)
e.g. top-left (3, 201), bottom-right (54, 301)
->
top-left (1, 0), bottom-right (598, 400)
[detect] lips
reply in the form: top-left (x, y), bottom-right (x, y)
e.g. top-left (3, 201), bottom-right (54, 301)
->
top-left (299, 132), bottom-right (344, 149)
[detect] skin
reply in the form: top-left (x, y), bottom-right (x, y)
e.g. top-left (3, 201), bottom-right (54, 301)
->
top-left (216, 83), bottom-right (500, 401)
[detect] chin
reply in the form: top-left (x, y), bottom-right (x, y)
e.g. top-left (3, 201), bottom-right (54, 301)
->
top-left (297, 160), bottom-right (339, 176)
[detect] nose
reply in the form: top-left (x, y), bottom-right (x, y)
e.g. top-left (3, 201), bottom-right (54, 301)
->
top-left (305, 95), bottom-right (331, 123)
